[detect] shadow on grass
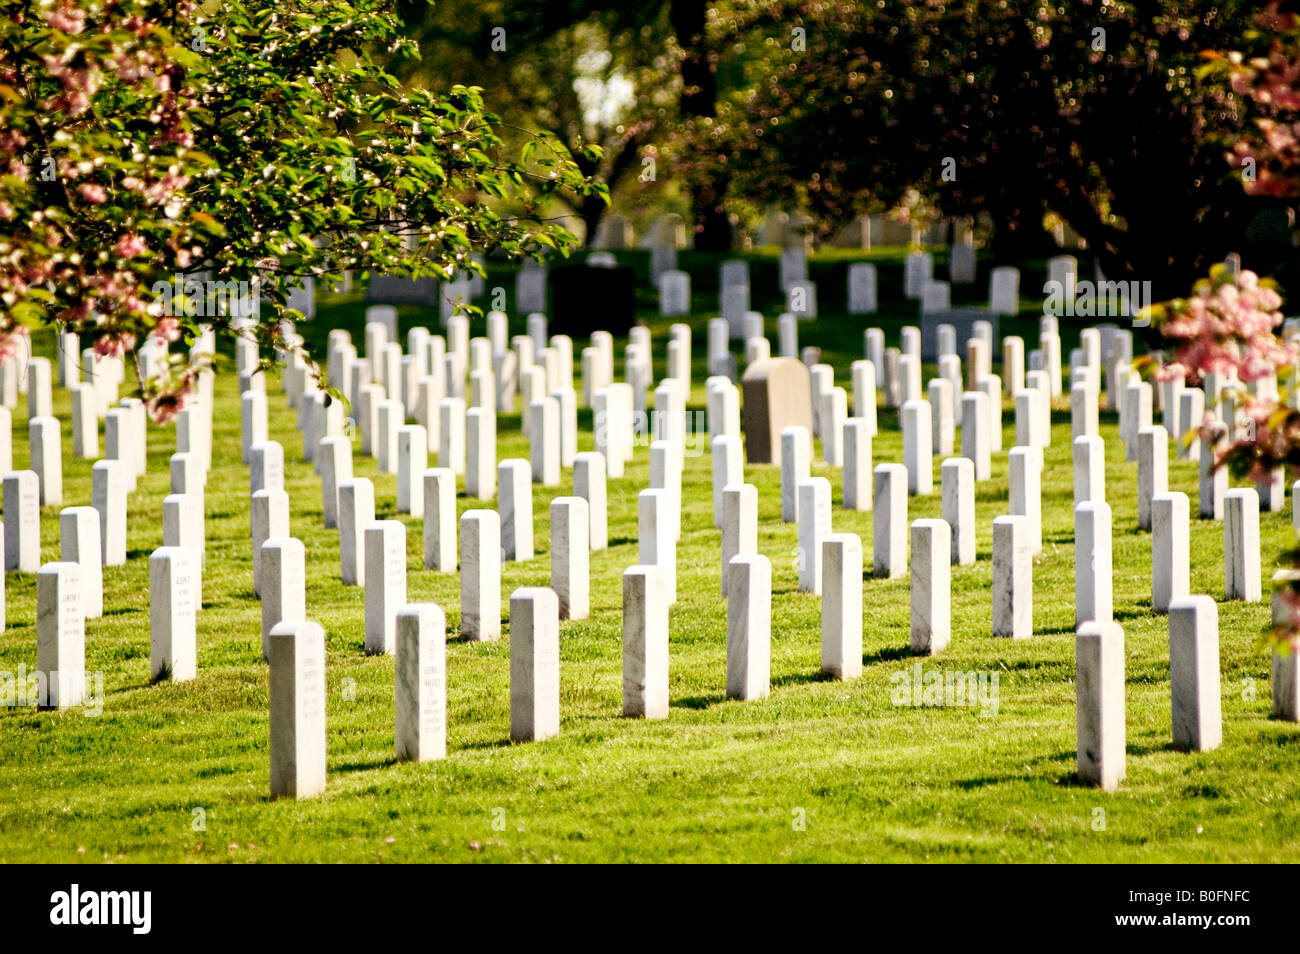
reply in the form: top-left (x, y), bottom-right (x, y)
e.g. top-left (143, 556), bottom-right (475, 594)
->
top-left (976, 768), bottom-right (1104, 791)
top-left (772, 584), bottom-right (816, 597)
top-left (457, 737), bottom-right (517, 751)
top-left (673, 692), bottom-right (728, 710)
top-left (955, 750), bottom-right (1073, 790)
top-left (954, 773), bottom-right (1035, 790)
top-left (1057, 771), bottom-right (1104, 789)
top-left (449, 628), bottom-right (509, 644)
top-left (99, 605), bottom-right (139, 618)
top-left (108, 680), bottom-right (155, 694)
top-left (1126, 741), bottom-right (1175, 757)
top-left (1010, 612), bottom-right (1154, 635)
top-left (772, 670), bottom-right (835, 690)
top-left (862, 645), bottom-right (913, 666)
top-left (607, 536), bottom-right (638, 548)
top-left (335, 756), bottom-right (399, 773)
top-left (1035, 624), bottom-right (1080, 636)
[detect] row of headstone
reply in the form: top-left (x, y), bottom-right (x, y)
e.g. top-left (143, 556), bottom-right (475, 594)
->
top-left (659, 251), bottom-right (1013, 324)
top-left (774, 321), bottom-right (1249, 790)
top-left (254, 302), bottom-right (683, 794)
top-left (17, 321), bottom-right (206, 707)
top-left (16, 269), bottom-right (1253, 802)
top-left (257, 313), bottom-right (629, 659)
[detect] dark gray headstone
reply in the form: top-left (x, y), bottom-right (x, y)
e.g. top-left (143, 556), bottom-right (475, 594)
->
top-left (366, 275), bottom-right (438, 306)
top-left (921, 309), bottom-right (998, 363)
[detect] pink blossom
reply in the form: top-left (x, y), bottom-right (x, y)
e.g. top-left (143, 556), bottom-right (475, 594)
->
top-left (0, 328), bottom-right (29, 363)
top-left (150, 317), bottom-right (182, 343)
top-left (44, 5), bottom-right (86, 34)
top-left (77, 183), bottom-right (107, 204)
top-left (114, 233), bottom-right (148, 258)
top-left (146, 386), bottom-right (192, 425)
top-left (1157, 268), bottom-right (1293, 387)
top-left (93, 333), bottom-right (137, 359)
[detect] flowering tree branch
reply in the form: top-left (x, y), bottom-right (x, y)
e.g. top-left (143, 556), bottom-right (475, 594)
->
top-left (0, 0), bottom-right (607, 422)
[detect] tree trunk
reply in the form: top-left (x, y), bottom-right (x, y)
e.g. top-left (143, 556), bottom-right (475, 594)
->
top-left (671, 0), bottom-right (732, 251)
top-left (580, 194), bottom-right (606, 249)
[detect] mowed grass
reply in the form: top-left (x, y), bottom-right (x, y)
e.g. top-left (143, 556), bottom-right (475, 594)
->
top-left (1, 248), bottom-right (1299, 863)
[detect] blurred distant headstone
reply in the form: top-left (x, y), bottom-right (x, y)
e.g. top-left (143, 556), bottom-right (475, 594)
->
top-left (950, 243), bottom-right (976, 284)
top-left (720, 259), bottom-right (749, 293)
top-left (659, 270), bottom-right (690, 317)
top-left (989, 267), bottom-right (1020, 315)
top-left (919, 216), bottom-right (947, 245)
top-left (920, 280), bottom-right (951, 315)
top-left (366, 275), bottom-right (437, 306)
top-left (904, 251), bottom-right (934, 298)
top-left (516, 261), bottom-right (547, 313)
top-left (848, 263), bottom-right (877, 314)
top-left (780, 248), bottom-right (807, 291)
top-left (722, 286), bottom-right (749, 340)
top-left (787, 280), bottom-right (818, 321)
top-left (650, 245), bottom-right (677, 281)
top-left (644, 214), bottom-right (687, 249)
top-left (921, 308), bottom-right (997, 363)
top-left (593, 215), bottom-right (634, 250)
top-left (953, 216), bottom-right (976, 246)
top-left (877, 217), bottom-right (911, 246)
top-left (828, 215), bottom-right (870, 250)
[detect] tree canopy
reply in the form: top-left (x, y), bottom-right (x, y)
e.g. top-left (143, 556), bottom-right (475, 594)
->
top-left (0, 0), bottom-right (602, 418)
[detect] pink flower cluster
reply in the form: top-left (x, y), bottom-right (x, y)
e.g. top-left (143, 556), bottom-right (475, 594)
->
top-left (149, 317), bottom-right (182, 344)
top-left (1232, 44), bottom-right (1300, 110)
top-left (40, 51), bottom-right (102, 117)
top-left (114, 232), bottom-right (148, 258)
top-left (44, 4), bottom-right (86, 35)
top-left (1155, 270), bottom-right (1294, 385)
top-left (1, 0), bottom-right (205, 429)
top-left (93, 333), bottom-right (137, 359)
top-left (1225, 14), bottom-right (1300, 198)
top-left (145, 368), bottom-right (196, 425)
top-left (0, 327), bottom-right (30, 364)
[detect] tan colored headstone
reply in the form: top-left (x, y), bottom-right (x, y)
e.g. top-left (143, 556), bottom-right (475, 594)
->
top-left (741, 357), bottom-right (812, 466)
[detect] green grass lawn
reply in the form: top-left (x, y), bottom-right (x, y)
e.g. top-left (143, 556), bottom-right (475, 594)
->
top-left (1, 247), bottom-right (1298, 863)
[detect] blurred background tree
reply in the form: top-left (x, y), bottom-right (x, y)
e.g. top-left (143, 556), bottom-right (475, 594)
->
top-left (399, 0), bottom-right (677, 245)
top-left (689, 0), bottom-right (1273, 294)
top-left (398, 0), bottom-right (1298, 288)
